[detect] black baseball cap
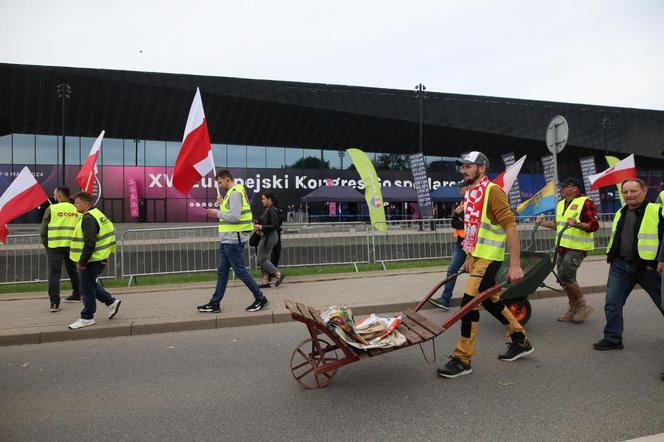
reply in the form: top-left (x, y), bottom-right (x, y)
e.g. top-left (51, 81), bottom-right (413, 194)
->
top-left (456, 151), bottom-right (490, 167)
top-left (560, 177), bottom-right (582, 188)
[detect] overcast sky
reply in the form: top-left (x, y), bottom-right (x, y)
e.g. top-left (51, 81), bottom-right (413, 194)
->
top-left (1, 0), bottom-right (663, 110)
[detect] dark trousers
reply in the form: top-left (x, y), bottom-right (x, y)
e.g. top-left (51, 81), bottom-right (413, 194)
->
top-left (79, 261), bottom-right (115, 320)
top-left (602, 257), bottom-right (664, 344)
top-left (47, 247), bottom-right (80, 304)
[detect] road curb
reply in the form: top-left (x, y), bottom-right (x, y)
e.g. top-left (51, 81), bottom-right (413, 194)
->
top-left (0, 283), bottom-right (608, 347)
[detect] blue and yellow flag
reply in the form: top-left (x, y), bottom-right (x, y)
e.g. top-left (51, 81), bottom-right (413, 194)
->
top-left (346, 148), bottom-right (387, 232)
top-left (516, 180), bottom-right (556, 216)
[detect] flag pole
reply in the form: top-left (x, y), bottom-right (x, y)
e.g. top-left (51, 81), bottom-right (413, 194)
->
top-left (84, 171), bottom-right (93, 193)
top-left (209, 152), bottom-right (221, 199)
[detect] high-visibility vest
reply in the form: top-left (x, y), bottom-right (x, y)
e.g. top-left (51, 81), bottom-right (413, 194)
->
top-left (47, 202), bottom-right (80, 248)
top-left (218, 183), bottom-right (253, 233)
top-left (606, 203), bottom-right (662, 260)
top-left (556, 196), bottom-right (594, 251)
top-left (471, 182), bottom-right (506, 261)
top-left (69, 208), bottom-right (116, 262)
top-left (657, 190), bottom-right (664, 206)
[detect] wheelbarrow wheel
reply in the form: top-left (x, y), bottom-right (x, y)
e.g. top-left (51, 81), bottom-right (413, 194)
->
top-left (506, 298), bottom-right (532, 325)
top-left (290, 338), bottom-right (339, 389)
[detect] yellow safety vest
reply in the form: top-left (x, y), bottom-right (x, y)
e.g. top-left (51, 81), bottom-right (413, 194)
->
top-left (606, 203), bottom-right (661, 260)
top-left (556, 196), bottom-right (594, 251)
top-left (69, 208), bottom-right (116, 262)
top-left (47, 202), bottom-right (80, 248)
top-left (471, 182), bottom-right (507, 261)
top-left (218, 183), bottom-right (253, 233)
top-left (657, 190), bottom-right (664, 206)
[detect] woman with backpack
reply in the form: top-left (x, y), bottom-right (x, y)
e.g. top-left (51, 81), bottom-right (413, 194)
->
top-left (253, 191), bottom-right (285, 288)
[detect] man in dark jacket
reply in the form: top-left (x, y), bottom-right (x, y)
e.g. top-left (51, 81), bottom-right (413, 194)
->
top-left (593, 178), bottom-right (664, 351)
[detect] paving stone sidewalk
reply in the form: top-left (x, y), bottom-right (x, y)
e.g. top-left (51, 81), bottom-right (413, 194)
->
top-left (0, 257), bottom-right (610, 346)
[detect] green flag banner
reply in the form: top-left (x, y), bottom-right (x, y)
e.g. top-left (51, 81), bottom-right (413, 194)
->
top-left (346, 148), bottom-right (386, 232)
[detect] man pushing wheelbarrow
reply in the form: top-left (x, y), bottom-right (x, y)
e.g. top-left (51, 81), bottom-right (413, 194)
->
top-left (438, 151), bottom-right (534, 379)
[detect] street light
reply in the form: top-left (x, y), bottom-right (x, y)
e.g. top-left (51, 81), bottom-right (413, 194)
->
top-left (56, 83), bottom-right (72, 186)
top-left (415, 83), bottom-right (426, 154)
top-left (338, 150), bottom-right (345, 170)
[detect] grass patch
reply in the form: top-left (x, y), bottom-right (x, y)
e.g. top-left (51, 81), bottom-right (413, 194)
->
top-left (0, 258), bottom-right (449, 295)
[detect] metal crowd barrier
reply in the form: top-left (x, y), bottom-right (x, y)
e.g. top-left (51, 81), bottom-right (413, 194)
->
top-left (0, 234), bottom-right (117, 285)
top-left (1, 213), bottom-right (617, 286)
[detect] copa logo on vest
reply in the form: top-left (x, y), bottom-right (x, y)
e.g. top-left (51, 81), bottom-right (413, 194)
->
top-left (57, 211), bottom-right (79, 217)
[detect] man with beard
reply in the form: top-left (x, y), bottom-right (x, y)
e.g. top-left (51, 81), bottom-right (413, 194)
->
top-left (438, 151), bottom-right (533, 379)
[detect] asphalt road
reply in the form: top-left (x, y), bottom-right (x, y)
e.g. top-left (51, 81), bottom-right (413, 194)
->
top-left (1, 291), bottom-right (662, 442)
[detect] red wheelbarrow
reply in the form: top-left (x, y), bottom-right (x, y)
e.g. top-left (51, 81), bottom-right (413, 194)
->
top-left (285, 273), bottom-right (508, 389)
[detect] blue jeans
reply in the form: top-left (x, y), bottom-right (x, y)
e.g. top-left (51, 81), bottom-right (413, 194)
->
top-left (80, 261), bottom-right (115, 320)
top-left (438, 237), bottom-right (466, 303)
top-left (603, 257), bottom-right (664, 344)
top-left (210, 242), bottom-right (264, 305)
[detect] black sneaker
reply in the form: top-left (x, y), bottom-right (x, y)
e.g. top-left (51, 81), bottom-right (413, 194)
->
top-left (64, 293), bottom-right (81, 302)
top-left (428, 298), bottom-right (450, 311)
top-left (437, 357), bottom-right (472, 378)
top-left (498, 339), bottom-right (534, 361)
top-left (197, 303), bottom-right (221, 313)
top-left (49, 303), bottom-right (60, 313)
top-left (246, 297), bottom-right (269, 312)
top-left (593, 339), bottom-right (623, 351)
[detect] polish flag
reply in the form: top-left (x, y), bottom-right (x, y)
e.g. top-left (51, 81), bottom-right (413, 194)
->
top-left (492, 155), bottom-right (526, 194)
top-left (173, 88), bottom-right (214, 195)
top-left (76, 130), bottom-right (105, 193)
top-left (0, 167), bottom-right (49, 243)
top-left (588, 154), bottom-right (636, 190)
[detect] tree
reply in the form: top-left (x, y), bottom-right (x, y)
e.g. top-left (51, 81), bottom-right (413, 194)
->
top-left (290, 156), bottom-right (330, 169)
top-left (374, 153), bottom-right (409, 171)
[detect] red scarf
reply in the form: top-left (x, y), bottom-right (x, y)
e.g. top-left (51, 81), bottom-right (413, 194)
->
top-left (463, 175), bottom-right (490, 253)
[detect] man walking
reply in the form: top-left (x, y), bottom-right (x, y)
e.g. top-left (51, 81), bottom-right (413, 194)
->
top-left (536, 177), bottom-right (599, 322)
top-left (438, 151), bottom-right (532, 379)
top-left (593, 178), bottom-right (664, 350)
top-left (429, 185), bottom-right (467, 311)
top-left (40, 187), bottom-right (81, 311)
top-left (68, 192), bottom-right (121, 329)
top-left (198, 170), bottom-right (268, 313)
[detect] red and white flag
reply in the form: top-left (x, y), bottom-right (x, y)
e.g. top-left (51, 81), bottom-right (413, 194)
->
top-left (173, 88), bottom-right (214, 195)
top-left (588, 154), bottom-right (636, 190)
top-left (492, 155), bottom-right (526, 194)
top-left (76, 130), bottom-right (105, 193)
top-left (0, 167), bottom-right (49, 243)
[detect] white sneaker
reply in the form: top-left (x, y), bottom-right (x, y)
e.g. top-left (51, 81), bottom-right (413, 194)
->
top-left (68, 318), bottom-right (96, 330)
top-left (108, 299), bottom-right (121, 319)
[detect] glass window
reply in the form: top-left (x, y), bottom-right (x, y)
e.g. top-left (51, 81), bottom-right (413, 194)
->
top-left (166, 141), bottom-right (180, 167)
top-left (0, 134), bottom-right (10, 163)
top-left (227, 144), bottom-right (246, 168)
top-left (284, 147), bottom-right (303, 168)
top-left (65, 136), bottom-right (80, 165)
top-left (266, 147), bottom-right (284, 168)
top-left (124, 139), bottom-right (142, 166)
top-left (36, 135), bottom-right (59, 164)
top-left (323, 150), bottom-right (342, 170)
top-left (101, 138), bottom-right (124, 165)
top-left (212, 144), bottom-right (227, 168)
top-left (145, 140), bottom-right (166, 166)
top-left (81, 137), bottom-right (101, 165)
top-left (13, 134), bottom-right (35, 165)
top-left (246, 145), bottom-right (266, 168)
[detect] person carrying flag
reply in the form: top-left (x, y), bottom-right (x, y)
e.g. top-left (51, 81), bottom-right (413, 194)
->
top-left (536, 177), bottom-right (599, 322)
top-left (437, 151), bottom-right (533, 379)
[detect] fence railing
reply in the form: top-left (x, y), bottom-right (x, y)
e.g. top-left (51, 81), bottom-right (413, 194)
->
top-left (0, 214), bottom-right (617, 286)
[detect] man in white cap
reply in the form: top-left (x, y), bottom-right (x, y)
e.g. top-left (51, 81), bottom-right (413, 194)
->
top-left (438, 151), bottom-right (533, 379)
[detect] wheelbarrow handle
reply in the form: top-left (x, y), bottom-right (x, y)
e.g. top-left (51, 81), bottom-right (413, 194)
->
top-left (441, 281), bottom-right (509, 330)
top-left (413, 270), bottom-right (466, 312)
top-left (551, 224), bottom-right (571, 268)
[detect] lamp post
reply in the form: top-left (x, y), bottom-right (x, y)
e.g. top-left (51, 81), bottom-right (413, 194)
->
top-left (415, 83), bottom-right (426, 154)
top-left (338, 150), bottom-right (345, 170)
top-left (56, 83), bottom-right (72, 186)
top-left (602, 116), bottom-right (612, 154)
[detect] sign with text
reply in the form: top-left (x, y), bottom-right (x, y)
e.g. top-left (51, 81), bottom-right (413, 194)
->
top-left (408, 153), bottom-right (433, 218)
top-left (500, 152), bottom-right (522, 209)
top-left (579, 156), bottom-right (601, 206)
